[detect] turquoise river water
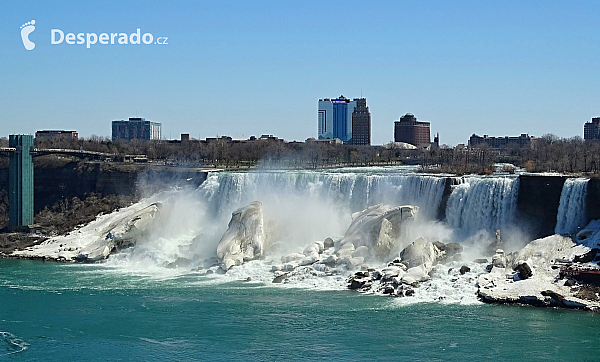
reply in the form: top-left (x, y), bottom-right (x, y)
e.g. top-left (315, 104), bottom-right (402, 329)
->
top-left (1, 258), bottom-right (599, 361)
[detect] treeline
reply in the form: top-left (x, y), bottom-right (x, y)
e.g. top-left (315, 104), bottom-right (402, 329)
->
top-left (1, 134), bottom-right (599, 174)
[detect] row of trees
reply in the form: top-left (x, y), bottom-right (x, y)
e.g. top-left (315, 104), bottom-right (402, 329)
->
top-left (1, 134), bottom-right (599, 174)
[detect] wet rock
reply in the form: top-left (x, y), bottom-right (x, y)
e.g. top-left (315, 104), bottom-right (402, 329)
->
top-left (400, 237), bottom-right (441, 268)
top-left (272, 273), bottom-right (288, 283)
top-left (348, 278), bottom-right (368, 290)
top-left (459, 265), bottom-right (471, 275)
top-left (382, 285), bottom-right (395, 295)
top-left (514, 261), bottom-right (533, 280)
top-left (323, 237), bottom-right (334, 250)
top-left (474, 258), bottom-right (488, 264)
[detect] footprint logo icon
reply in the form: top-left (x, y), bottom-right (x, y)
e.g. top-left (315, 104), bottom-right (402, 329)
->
top-left (20, 20), bottom-right (36, 50)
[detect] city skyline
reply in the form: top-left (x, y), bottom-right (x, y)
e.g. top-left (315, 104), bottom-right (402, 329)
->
top-left (2, 1), bottom-right (600, 145)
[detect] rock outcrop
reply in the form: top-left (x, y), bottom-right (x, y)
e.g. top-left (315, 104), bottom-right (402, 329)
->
top-left (216, 201), bottom-right (267, 270)
top-left (76, 203), bottom-right (161, 261)
top-left (477, 234), bottom-right (600, 311)
top-left (340, 204), bottom-right (416, 259)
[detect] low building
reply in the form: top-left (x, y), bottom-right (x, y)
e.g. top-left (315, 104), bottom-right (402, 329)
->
top-left (584, 117), bottom-right (600, 140)
top-left (35, 130), bottom-right (78, 141)
top-left (468, 133), bottom-right (533, 148)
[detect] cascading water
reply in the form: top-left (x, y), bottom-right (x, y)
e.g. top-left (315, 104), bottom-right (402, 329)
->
top-left (445, 176), bottom-right (519, 238)
top-left (198, 169), bottom-right (448, 221)
top-left (555, 178), bottom-right (589, 235)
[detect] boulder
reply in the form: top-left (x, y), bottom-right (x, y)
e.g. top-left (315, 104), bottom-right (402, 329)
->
top-left (303, 241), bottom-right (324, 257)
top-left (459, 265), bottom-right (471, 275)
top-left (272, 273), bottom-right (288, 283)
top-left (514, 261), bottom-right (533, 280)
top-left (323, 238), bottom-right (335, 250)
top-left (491, 249), bottom-right (508, 268)
top-left (402, 263), bottom-right (433, 285)
top-left (216, 201), bottom-right (266, 270)
top-left (341, 204), bottom-right (416, 259)
top-left (352, 246), bottom-right (370, 258)
top-left (399, 237), bottom-right (441, 268)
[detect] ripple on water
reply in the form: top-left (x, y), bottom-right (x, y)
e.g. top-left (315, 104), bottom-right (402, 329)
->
top-left (1, 331), bottom-right (29, 356)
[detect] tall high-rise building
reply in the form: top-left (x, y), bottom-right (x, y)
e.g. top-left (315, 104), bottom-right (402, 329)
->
top-left (318, 95), bottom-right (357, 142)
top-left (584, 117), bottom-right (600, 140)
top-left (350, 98), bottom-right (371, 145)
top-left (112, 117), bottom-right (161, 141)
top-left (394, 113), bottom-right (430, 147)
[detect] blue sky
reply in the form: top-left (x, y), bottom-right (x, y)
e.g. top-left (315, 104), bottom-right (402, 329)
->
top-left (1, 0), bottom-right (599, 145)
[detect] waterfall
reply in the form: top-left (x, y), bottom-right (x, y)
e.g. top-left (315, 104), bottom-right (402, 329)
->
top-left (445, 176), bottom-right (519, 236)
top-left (555, 178), bottom-right (588, 235)
top-left (196, 169), bottom-right (448, 221)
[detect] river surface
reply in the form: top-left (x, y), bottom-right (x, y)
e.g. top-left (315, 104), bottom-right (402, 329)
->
top-left (1, 258), bottom-right (599, 361)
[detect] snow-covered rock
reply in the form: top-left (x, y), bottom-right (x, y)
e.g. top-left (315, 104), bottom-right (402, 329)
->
top-left (477, 234), bottom-right (600, 311)
top-left (399, 237), bottom-right (441, 268)
top-left (341, 204), bottom-right (416, 259)
top-left (12, 200), bottom-right (161, 262)
top-left (216, 201), bottom-right (267, 270)
top-left (77, 203), bottom-right (161, 261)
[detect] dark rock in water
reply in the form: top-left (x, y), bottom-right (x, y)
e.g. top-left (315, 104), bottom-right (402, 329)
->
top-left (392, 258), bottom-right (401, 264)
top-left (382, 285), bottom-right (395, 295)
top-left (574, 248), bottom-right (599, 263)
top-left (348, 278), bottom-right (367, 290)
top-left (485, 264), bottom-right (493, 273)
top-left (404, 287), bottom-right (415, 297)
top-left (541, 290), bottom-right (566, 307)
top-left (323, 238), bottom-right (334, 250)
top-left (371, 270), bottom-right (382, 280)
top-left (474, 258), bottom-right (488, 264)
top-left (272, 273), bottom-right (288, 283)
top-left (515, 262), bottom-right (533, 280)
top-left (459, 266), bottom-right (471, 275)
top-left (244, 277), bottom-right (252, 282)
top-left (354, 271), bottom-right (369, 278)
top-left (447, 268), bottom-right (453, 274)
top-left (206, 269), bottom-right (214, 275)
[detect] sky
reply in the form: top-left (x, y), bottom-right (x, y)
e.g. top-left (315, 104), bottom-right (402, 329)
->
top-left (1, 0), bottom-right (600, 146)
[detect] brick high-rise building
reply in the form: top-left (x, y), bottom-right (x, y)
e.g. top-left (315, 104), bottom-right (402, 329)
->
top-left (394, 113), bottom-right (430, 147)
top-left (584, 117), bottom-right (600, 140)
top-left (349, 98), bottom-right (371, 145)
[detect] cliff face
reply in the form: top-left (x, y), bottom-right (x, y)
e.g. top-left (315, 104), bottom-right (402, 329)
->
top-left (0, 161), bottom-right (208, 213)
top-left (587, 178), bottom-right (600, 222)
top-left (516, 175), bottom-right (566, 239)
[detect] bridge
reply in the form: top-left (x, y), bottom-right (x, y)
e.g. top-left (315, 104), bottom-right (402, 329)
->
top-left (3, 135), bottom-right (116, 229)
